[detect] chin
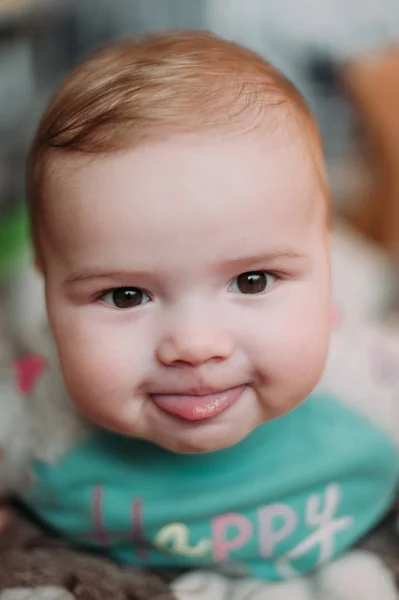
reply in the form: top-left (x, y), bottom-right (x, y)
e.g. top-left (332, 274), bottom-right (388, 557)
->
top-left (160, 436), bottom-right (237, 455)
top-left (153, 420), bottom-right (258, 454)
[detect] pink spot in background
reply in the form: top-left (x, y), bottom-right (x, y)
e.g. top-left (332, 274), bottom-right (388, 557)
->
top-left (369, 342), bottom-right (399, 387)
top-left (14, 355), bottom-right (45, 395)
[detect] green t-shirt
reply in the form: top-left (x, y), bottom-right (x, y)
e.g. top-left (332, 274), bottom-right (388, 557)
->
top-left (22, 392), bottom-right (399, 580)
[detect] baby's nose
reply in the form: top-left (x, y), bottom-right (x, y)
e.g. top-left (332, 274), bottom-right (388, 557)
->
top-left (156, 325), bottom-right (234, 367)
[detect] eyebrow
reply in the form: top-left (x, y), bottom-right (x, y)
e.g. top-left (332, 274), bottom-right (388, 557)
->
top-left (222, 249), bottom-right (304, 270)
top-left (64, 270), bottom-right (150, 286)
top-left (64, 250), bottom-right (304, 286)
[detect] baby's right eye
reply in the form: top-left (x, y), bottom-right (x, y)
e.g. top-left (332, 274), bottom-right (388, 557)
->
top-left (100, 287), bottom-right (151, 309)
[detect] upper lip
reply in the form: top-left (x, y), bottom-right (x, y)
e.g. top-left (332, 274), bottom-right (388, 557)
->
top-left (150, 384), bottom-right (245, 397)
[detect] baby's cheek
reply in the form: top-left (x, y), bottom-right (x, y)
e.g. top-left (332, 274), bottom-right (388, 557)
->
top-left (54, 326), bottom-right (128, 409)
top-left (251, 310), bottom-right (330, 411)
top-left (286, 309), bottom-right (330, 377)
top-left (61, 347), bottom-right (115, 408)
top-left (289, 335), bottom-right (328, 392)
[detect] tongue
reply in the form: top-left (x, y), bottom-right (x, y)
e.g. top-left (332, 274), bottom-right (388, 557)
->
top-left (151, 387), bottom-right (243, 421)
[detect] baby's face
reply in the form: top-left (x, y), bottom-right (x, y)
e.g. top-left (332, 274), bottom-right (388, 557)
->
top-left (42, 130), bottom-right (331, 453)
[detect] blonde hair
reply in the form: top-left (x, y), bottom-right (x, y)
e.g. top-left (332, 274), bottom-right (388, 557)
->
top-left (27, 31), bottom-right (324, 254)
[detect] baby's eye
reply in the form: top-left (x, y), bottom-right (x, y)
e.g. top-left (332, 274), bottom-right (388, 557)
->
top-left (101, 287), bottom-right (151, 309)
top-left (229, 271), bottom-right (277, 295)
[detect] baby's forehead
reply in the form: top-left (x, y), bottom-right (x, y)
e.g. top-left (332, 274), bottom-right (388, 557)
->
top-left (45, 111), bottom-right (318, 180)
top-left (40, 129), bottom-right (324, 259)
top-left (44, 122), bottom-right (320, 198)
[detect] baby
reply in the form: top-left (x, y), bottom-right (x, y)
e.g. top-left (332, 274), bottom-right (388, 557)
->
top-left (3, 31), bottom-right (399, 599)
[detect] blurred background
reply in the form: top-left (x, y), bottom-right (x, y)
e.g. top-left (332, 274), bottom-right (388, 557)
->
top-left (0, 0), bottom-right (399, 353)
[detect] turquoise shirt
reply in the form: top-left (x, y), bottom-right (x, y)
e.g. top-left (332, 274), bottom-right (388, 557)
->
top-left (22, 393), bottom-right (399, 580)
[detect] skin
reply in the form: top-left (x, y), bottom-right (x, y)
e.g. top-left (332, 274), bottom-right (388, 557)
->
top-left (39, 128), bottom-right (331, 453)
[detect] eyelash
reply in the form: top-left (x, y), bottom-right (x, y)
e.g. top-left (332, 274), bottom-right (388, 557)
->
top-left (229, 270), bottom-right (282, 287)
top-left (94, 288), bottom-right (152, 301)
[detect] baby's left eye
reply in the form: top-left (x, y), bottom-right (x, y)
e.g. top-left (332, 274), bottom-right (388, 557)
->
top-left (229, 271), bottom-right (277, 295)
top-left (101, 287), bottom-right (151, 309)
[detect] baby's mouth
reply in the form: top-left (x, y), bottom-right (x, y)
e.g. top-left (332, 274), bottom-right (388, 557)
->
top-left (150, 386), bottom-right (246, 421)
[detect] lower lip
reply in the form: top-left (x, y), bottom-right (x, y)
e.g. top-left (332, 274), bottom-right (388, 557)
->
top-left (151, 386), bottom-right (245, 421)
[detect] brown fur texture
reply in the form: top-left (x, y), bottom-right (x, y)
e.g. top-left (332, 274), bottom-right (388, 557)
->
top-left (357, 510), bottom-right (399, 587)
top-left (0, 509), bottom-right (177, 600)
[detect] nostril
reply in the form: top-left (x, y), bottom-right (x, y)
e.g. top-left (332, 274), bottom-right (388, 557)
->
top-left (172, 359), bottom-right (191, 368)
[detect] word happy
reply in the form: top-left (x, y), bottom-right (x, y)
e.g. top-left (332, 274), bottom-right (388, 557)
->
top-left (76, 483), bottom-right (352, 579)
